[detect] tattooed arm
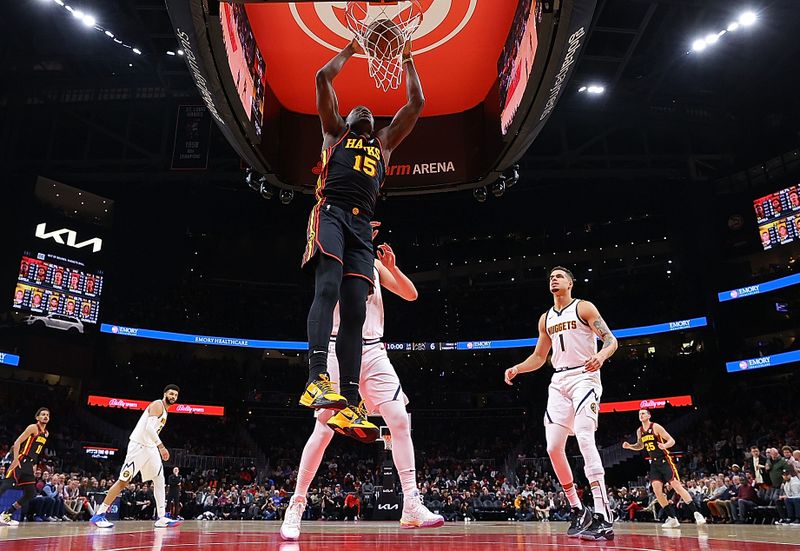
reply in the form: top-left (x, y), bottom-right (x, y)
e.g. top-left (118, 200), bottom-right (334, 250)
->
top-left (577, 300), bottom-right (618, 372)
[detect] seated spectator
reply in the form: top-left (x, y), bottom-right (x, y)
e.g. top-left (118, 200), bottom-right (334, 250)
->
top-left (729, 475), bottom-right (757, 523)
top-left (778, 469), bottom-right (800, 525)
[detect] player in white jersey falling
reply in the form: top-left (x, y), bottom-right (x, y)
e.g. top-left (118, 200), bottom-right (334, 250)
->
top-left (281, 227), bottom-right (443, 541)
top-left (504, 267), bottom-right (618, 541)
top-left (90, 384), bottom-right (183, 528)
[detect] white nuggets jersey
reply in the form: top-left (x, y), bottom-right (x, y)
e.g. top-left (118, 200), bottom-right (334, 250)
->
top-left (546, 299), bottom-right (597, 369)
top-left (129, 401), bottom-right (168, 447)
top-left (332, 266), bottom-right (383, 339)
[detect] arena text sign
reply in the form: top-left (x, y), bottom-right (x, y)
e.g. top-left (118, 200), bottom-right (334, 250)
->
top-left (88, 395), bottom-right (225, 416)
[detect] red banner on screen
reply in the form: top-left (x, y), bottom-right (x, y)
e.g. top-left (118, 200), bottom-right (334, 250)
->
top-left (87, 395), bottom-right (225, 416)
top-left (600, 395), bottom-right (693, 414)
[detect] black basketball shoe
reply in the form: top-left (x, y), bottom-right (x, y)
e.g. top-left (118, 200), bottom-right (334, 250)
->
top-left (567, 506), bottom-right (593, 537)
top-left (580, 513), bottom-right (614, 541)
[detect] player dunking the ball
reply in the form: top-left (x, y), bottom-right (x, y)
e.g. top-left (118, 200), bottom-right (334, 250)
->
top-left (0, 408), bottom-right (50, 526)
top-left (505, 267), bottom-right (618, 541)
top-left (300, 37), bottom-right (424, 437)
top-left (282, 225), bottom-right (443, 540)
top-left (90, 385), bottom-right (182, 528)
top-left (622, 408), bottom-right (706, 528)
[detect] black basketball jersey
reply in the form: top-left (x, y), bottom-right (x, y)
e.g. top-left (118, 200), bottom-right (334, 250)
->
top-left (640, 424), bottom-right (670, 461)
top-left (316, 129), bottom-right (385, 218)
top-left (20, 427), bottom-right (48, 463)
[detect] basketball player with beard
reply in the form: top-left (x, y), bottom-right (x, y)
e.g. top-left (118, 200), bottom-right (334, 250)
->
top-left (90, 385), bottom-right (182, 528)
top-left (299, 37), bottom-right (424, 440)
top-left (283, 224), bottom-right (443, 540)
top-left (505, 267), bottom-right (618, 541)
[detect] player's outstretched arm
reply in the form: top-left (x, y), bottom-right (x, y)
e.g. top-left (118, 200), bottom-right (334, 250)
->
top-left (505, 313), bottom-right (551, 385)
top-left (376, 245), bottom-right (418, 301)
top-left (623, 428), bottom-right (645, 451)
top-left (376, 40), bottom-right (425, 162)
top-left (316, 41), bottom-right (359, 143)
top-left (578, 301), bottom-right (618, 372)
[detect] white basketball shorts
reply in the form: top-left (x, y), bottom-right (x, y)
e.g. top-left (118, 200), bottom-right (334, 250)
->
top-left (544, 368), bottom-right (602, 434)
top-left (322, 342), bottom-right (408, 415)
top-left (119, 441), bottom-right (163, 483)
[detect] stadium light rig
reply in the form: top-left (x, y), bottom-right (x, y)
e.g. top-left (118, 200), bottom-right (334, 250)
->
top-left (43, 0), bottom-right (142, 56)
top-left (578, 84), bottom-right (605, 95)
top-left (689, 10), bottom-right (758, 54)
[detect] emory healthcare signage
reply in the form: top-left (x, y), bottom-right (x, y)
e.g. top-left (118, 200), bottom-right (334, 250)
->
top-left (0, 352), bottom-right (20, 367)
top-left (726, 349), bottom-right (800, 373)
top-left (718, 273), bottom-right (800, 302)
top-left (599, 395), bottom-right (693, 414)
top-left (87, 395), bottom-right (225, 416)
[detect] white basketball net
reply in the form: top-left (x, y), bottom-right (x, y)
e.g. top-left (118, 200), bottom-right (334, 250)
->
top-left (346, 2), bottom-right (423, 92)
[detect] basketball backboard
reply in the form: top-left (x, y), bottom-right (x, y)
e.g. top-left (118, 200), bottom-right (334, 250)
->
top-left (166, 1), bottom-right (598, 194)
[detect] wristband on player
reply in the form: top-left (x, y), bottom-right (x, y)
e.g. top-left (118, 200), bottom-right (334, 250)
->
top-left (402, 53), bottom-right (413, 64)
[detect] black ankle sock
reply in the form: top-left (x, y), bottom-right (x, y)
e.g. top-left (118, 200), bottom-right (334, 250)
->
top-left (666, 504), bottom-right (677, 518)
top-left (308, 348), bottom-right (328, 383)
top-left (340, 381), bottom-right (360, 406)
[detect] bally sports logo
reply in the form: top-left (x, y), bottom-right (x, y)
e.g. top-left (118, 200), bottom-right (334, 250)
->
top-left (289, 0), bottom-right (477, 56)
top-left (639, 399), bottom-right (667, 408)
top-left (108, 398), bottom-right (141, 409)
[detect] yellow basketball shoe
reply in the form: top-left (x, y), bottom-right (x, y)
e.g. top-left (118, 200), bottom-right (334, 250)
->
top-left (298, 374), bottom-right (348, 410)
top-left (326, 401), bottom-right (379, 443)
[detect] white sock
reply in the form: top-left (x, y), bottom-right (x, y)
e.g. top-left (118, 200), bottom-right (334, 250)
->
top-left (97, 503), bottom-right (109, 515)
top-left (295, 415), bottom-right (334, 498)
top-left (379, 400), bottom-right (418, 498)
top-left (564, 482), bottom-right (582, 509)
top-left (590, 479), bottom-right (611, 521)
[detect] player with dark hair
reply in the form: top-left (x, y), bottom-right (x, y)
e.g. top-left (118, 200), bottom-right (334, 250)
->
top-left (505, 266), bottom-right (618, 540)
top-left (623, 409), bottom-right (706, 527)
top-left (0, 407), bottom-right (50, 526)
top-left (91, 385), bottom-right (182, 528)
top-left (299, 37), bottom-right (425, 438)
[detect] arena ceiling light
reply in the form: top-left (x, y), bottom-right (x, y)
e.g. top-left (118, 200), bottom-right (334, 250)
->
top-left (689, 10), bottom-right (758, 54)
top-left (42, 1), bottom-right (143, 56)
top-left (578, 84), bottom-right (605, 95)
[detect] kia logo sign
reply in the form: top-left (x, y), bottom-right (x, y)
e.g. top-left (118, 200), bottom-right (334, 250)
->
top-left (35, 222), bottom-right (103, 253)
top-left (378, 504), bottom-right (399, 510)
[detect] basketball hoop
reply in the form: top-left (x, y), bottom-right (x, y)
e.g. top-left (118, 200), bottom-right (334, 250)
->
top-left (382, 434), bottom-right (393, 451)
top-left (346, 1), bottom-right (423, 92)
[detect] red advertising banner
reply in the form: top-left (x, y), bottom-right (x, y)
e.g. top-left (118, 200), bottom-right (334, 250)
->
top-left (599, 395), bottom-right (693, 414)
top-left (87, 395), bottom-right (225, 416)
